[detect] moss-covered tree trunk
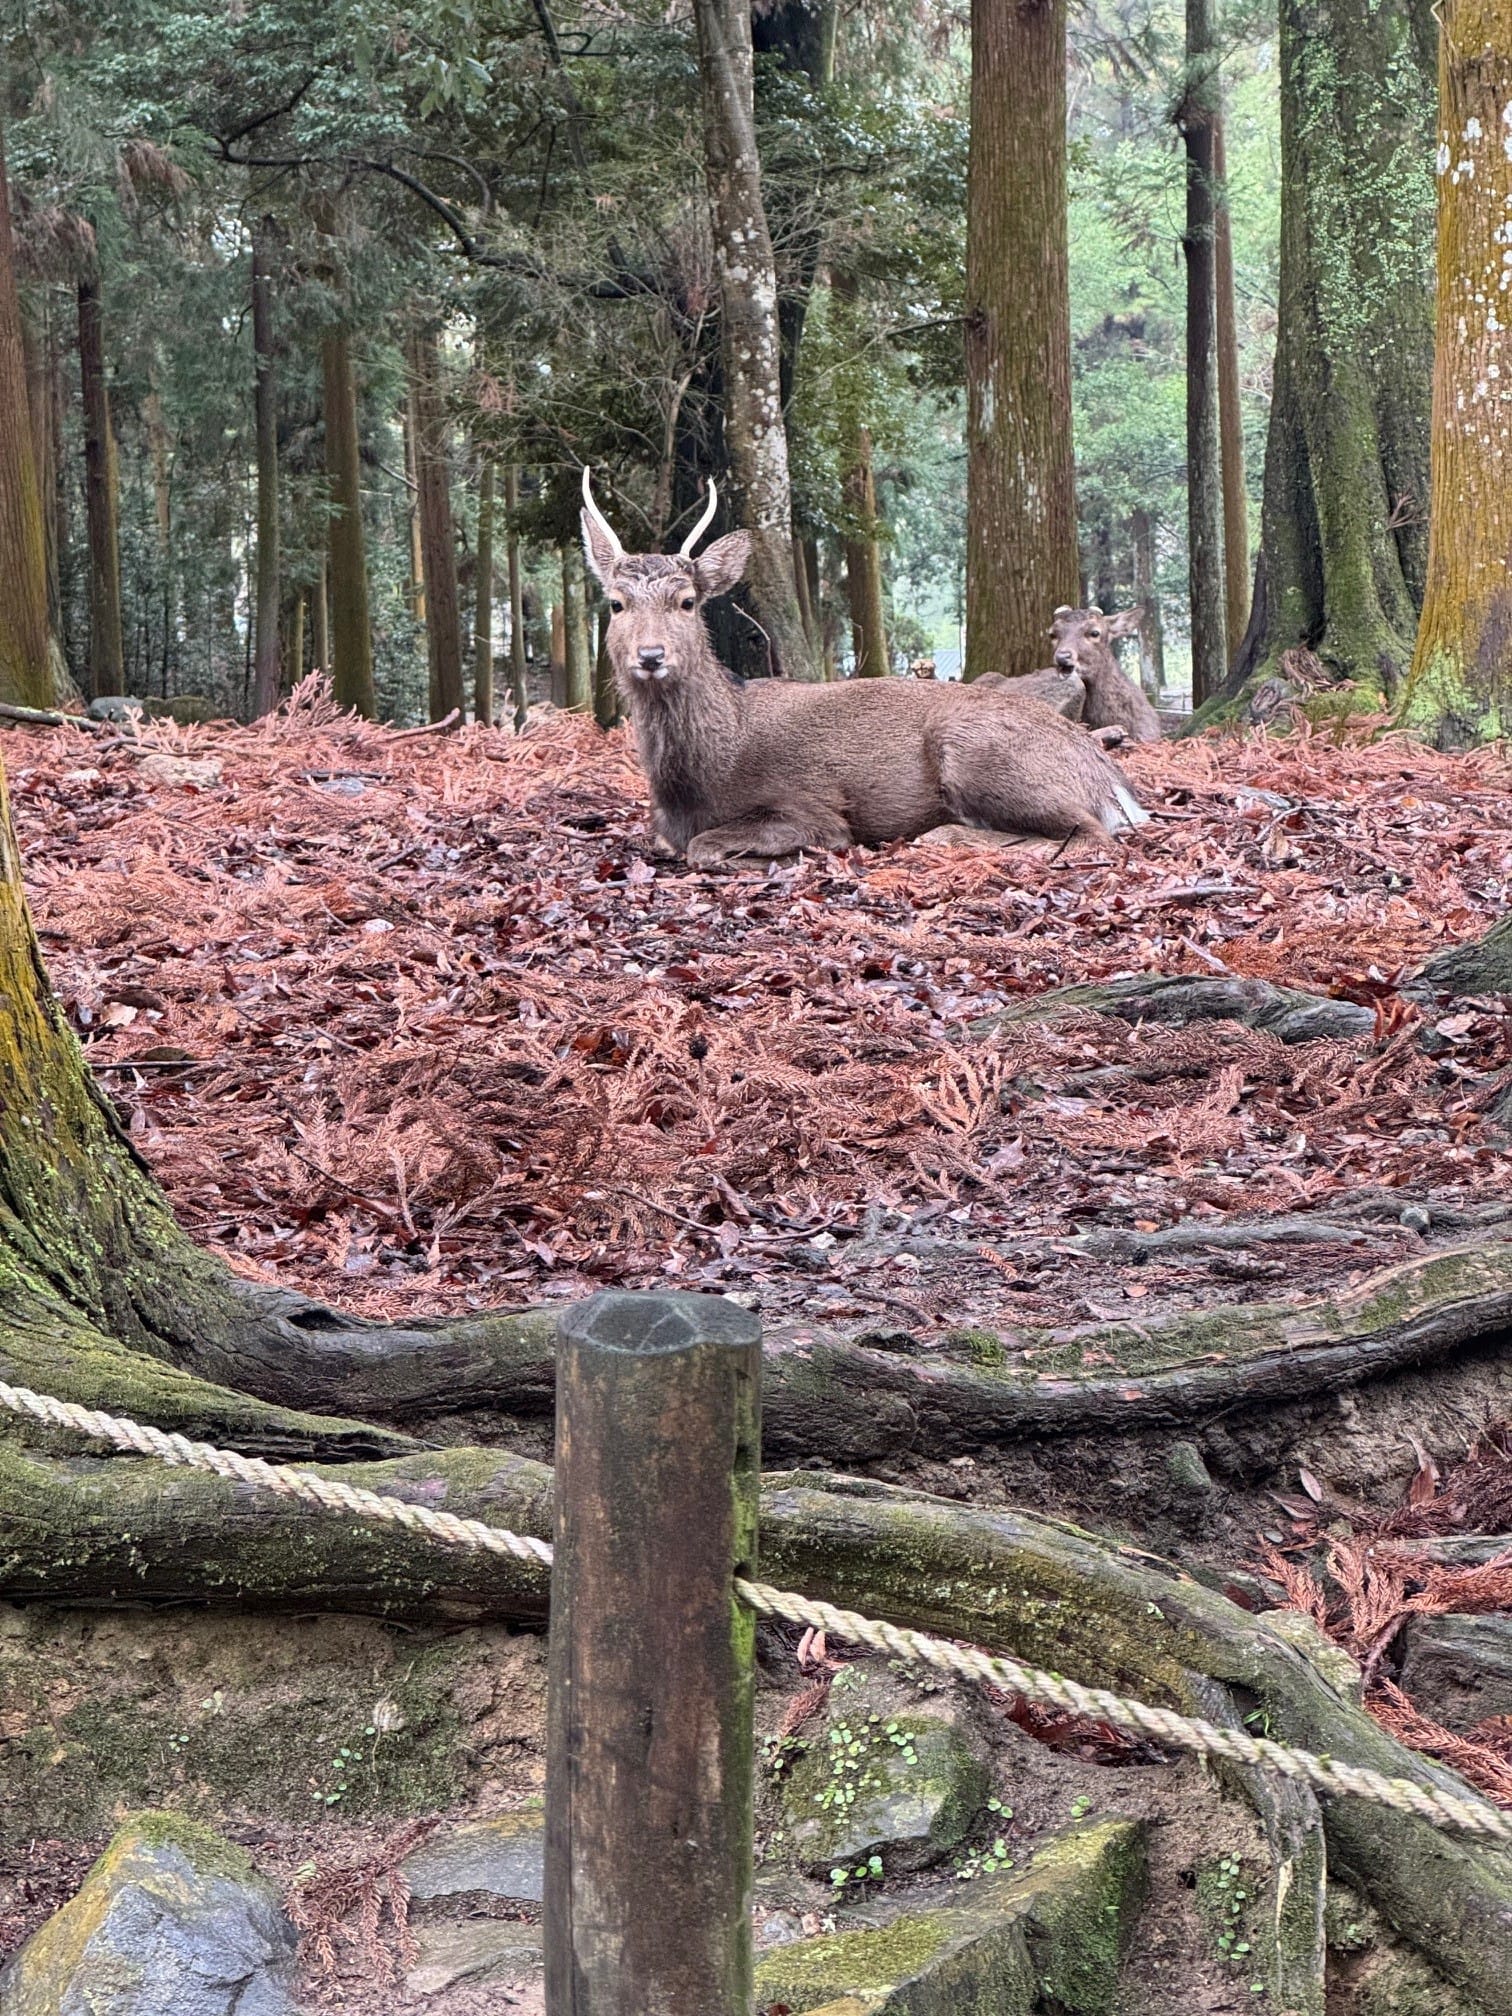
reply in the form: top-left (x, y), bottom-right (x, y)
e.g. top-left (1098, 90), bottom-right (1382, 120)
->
top-left (0, 124), bottom-right (54, 711)
top-left (1215, 0), bottom-right (1435, 718)
top-left (1400, 0), bottom-right (1512, 744)
top-left (1131, 507), bottom-right (1166, 698)
top-left (321, 327), bottom-right (376, 720)
top-left (691, 0), bottom-right (819, 681)
top-left (77, 272), bottom-right (125, 702)
top-left (249, 224), bottom-right (281, 721)
top-left (408, 326), bottom-right (465, 724)
top-left (842, 427), bottom-right (889, 679)
top-left (964, 0), bottom-right (1078, 683)
top-left (1213, 113), bottom-right (1250, 658)
top-left (1182, 0), bottom-right (1228, 708)
top-left (311, 556), bottom-right (329, 677)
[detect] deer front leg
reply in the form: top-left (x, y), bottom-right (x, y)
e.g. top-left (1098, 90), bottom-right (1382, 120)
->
top-left (685, 807), bottom-right (854, 864)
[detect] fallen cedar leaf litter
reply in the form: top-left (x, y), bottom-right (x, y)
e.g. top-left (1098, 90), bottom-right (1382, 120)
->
top-left (13, 680), bottom-right (1512, 1336)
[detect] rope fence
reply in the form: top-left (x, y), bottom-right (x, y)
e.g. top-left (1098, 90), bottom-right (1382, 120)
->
top-left (3, 1377), bottom-right (1509, 1848)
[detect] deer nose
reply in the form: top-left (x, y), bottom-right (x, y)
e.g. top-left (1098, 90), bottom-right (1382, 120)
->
top-left (637, 645), bottom-right (666, 672)
top-left (1054, 648), bottom-right (1076, 670)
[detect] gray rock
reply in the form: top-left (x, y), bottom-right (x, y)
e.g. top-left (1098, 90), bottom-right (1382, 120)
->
top-left (1165, 1440), bottom-right (1215, 1494)
top-left (775, 1668), bottom-right (990, 1878)
top-left (86, 695), bottom-right (144, 723)
top-left (406, 1919), bottom-right (542, 1997)
top-left (1398, 1613), bottom-right (1512, 1730)
top-left (401, 1805), bottom-right (545, 1907)
top-left (0, 1811), bottom-right (295, 2016)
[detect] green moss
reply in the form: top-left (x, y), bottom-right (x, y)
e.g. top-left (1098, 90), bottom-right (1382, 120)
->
top-left (943, 1329), bottom-right (1007, 1371)
top-left (119, 1809), bottom-right (255, 1883)
top-left (1021, 1819), bottom-right (1147, 2016)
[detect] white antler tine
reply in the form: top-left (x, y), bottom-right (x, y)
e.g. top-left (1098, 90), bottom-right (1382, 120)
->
top-left (581, 465), bottom-right (625, 559)
top-left (679, 478), bottom-right (719, 557)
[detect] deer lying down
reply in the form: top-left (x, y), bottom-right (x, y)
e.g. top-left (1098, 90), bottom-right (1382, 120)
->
top-left (582, 471), bottom-right (1148, 863)
top-left (1049, 606), bottom-right (1163, 743)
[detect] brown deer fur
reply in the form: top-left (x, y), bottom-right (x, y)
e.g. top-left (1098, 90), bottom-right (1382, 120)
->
top-left (581, 476), bottom-right (1148, 864)
top-left (1048, 606), bottom-right (1163, 742)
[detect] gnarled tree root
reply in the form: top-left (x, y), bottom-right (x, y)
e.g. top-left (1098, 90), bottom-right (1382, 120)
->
top-left (2, 1447), bottom-right (1509, 2005)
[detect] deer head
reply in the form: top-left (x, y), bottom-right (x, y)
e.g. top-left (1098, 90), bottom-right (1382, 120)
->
top-left (580, 468), bottom-right (751, 689)
top-left (1049, 604), bottom-right (1143, 679)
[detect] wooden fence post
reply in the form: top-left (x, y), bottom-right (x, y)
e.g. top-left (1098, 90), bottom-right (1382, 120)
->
top-left (545, 1290), bottom-right (763, 2016)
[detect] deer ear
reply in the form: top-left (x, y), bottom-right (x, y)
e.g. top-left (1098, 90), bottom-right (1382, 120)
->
top-left (581, 509), bottom-right (621, 588)
top-left (694, 530), bottom-right (752, 599)
top-left (1107, 606), bottom-right (1143, 638)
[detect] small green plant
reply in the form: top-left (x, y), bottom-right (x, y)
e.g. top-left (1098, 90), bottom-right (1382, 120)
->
top-left (813, 1716), bottom-right (918, 1817)
top-left (311, 1742), bottom-right (366, 1808)
top-left (1069, 1792), bottom-right (1093, 1820)
top-left (953, 1796), bottom-right (1015, 1881)
top-left (1202, 1854), bottom-right (1253, 1963)
top-left (829, 1854), bottom-right (885, 1894)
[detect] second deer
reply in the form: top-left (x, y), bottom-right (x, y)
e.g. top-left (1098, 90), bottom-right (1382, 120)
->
top-left (1049, 607), bottom-right (1163, 742)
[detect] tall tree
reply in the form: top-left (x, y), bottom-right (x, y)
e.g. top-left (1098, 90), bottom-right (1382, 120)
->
top-left (691, 0), bottom-right (818, 679)
top-left (77, 269), bottom-right (126, 699)
top-left (474, 453), bottom-right (495, 727)
top-left (843, 429), bottom-right (889, 678)
top-left (505, 465), bottom-right (529, 729)
top-left (561, 543), bottom-right (592, 712)
top-left (964, 0), bottom-right (1079, 681)
top-left (1181, 0), bottom-right (1228, 707)
top-left (1219, 0), bottom-right (1435, 712)
top-left (1213, 114), bottom-right (1250, 657)
top-left (321, 325), bottom-right (377, 719)
top-left (1401, 0), bottom-right (1512, 743)
top-left (408, 326), bottom-right (465, 723)
top-left (0, 124), bottom-right (54, 710)
top-left (250, 223), bottom-right (281, 719)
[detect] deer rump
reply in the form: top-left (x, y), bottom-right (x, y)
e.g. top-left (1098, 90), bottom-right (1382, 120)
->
top-left (580, 467), bottom-right (1148, 866)
top-left (635, 676), bottom-right (1148, 864)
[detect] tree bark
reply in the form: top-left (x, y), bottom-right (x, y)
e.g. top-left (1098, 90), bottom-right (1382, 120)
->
top-left (321, 328), bottom-right (376, 719)
top-left (1213, 113), bottom-right (1250, 658)
top-left (77, 272), bottom-right (126, 701)
top-left (1182, 0), bottom-right (1228, 709)
top-left (0, 124), bottom-right (54, 711)
top-left (404, 389), bottom-right (426, 629)
top-left (1217, 0), bottom-right (1434, 713)
top-left (288, 589), bottom-right (305, 690)
top-left (408, 327), bottom-right (465, 724)
top-left (561, 543), bottom-right (592, 713)
top-left (691, 0), bottom-right (818, 680)
top-left (842, 427), bottom-right (890, 678)
top-left (965, 0), bottom-right (1079, 682)
top-left (311, 557), bottom-right (329, 677)
top-left (506, 465), bottom-right (528, 728)
top-left (1400, 0), bottom-right (1512, 744)
top-left (474, 451), bottom-right (495, 727)
top-left (1131, 507), bottom-right (1165, 698)
top-left (250, 225), bottom-right (282, 720)
top-left (593, 601), bottom-right (617, 728)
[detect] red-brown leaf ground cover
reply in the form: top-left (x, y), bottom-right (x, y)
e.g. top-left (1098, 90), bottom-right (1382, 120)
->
top-left (12, 685), bottom-right (1512, 1332)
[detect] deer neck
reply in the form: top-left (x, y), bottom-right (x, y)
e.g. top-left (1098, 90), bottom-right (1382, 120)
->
top-left (625, 650), bottom-right (746, 841)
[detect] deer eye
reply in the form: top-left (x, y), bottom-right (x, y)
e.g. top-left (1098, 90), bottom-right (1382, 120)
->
top-left (680, 595), bottom-right (696, 611)
top-left (1086, 627), bottom-right (1101, 640)
top-left (609, 599), bottom-right (624, 615)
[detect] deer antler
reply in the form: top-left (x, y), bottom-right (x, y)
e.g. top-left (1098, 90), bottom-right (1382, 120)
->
top-left (679, 479), bottom-right (719, 557)
top-left (580, 466), bottom-right (625, 561)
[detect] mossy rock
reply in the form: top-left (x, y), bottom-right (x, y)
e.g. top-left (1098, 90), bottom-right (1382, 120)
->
top-left (0, 1810), bottom-right (295, 2016)
top-left (754, 1816), bottom-right (1145, 2015)
top-left (401, 1802), bottom-right (545, 1910)
top-left (1326, 1884), bottom-right (1486, 2016)
top-left (773, 1667), bottom-right (990, 1878)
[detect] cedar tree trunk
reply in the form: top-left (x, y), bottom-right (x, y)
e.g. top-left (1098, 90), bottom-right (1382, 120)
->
top-left (0, 126), bottom-right (53, 710)
top-left (561, 542), bottom-right (592, 713)
top-left (965, 0), bottom-right (1079, 682)
top-left (77, 273), bottom-right (126, 700)
top-left (1182, 0), bottom-right (1228, 707)
top-left (1217, 0), bottom-right (1435, 714)
top-left (1213, 113), bottom-right (1250, 657)
top-left (250, 226), bottom-right (282, 719)
top-left (506, 465), bottom-right (528, 728)
top-left (1401, 0), bottom-right (1512, 744)
top-left (843, 427), bottom-right (889, 678)
top-left (474, 453), bottom-right (495, 727)
top-left (408, 327), bottom-right (465, 724)
top-left (321, 328), bottom-right (376, 719)
top-left (691, 0), bottom-right (818, 680)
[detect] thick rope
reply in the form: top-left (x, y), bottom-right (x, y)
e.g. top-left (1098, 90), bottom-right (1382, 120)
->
top-left (3, 1380), bottom-right (1509, 1846)
top-left (0, 1383), bottom-right (553, 1569)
